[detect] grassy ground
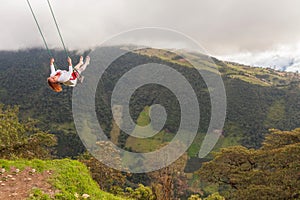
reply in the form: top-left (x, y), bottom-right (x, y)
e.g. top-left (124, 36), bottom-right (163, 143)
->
top-left (187, 131), bottom-right (242, 158)
top-left (228, 74), bottom-right (271, 86)
top-left (125, 106), bottom-right (174, 152)
top-left (126, 106), bottom-right (242, 157)
top-left (126, 130), bottom-right (174, 152)
top-left (225, 63), bottom-right (290, 86)
top-left (135, 48), bottom-right (294, 87)
top-left (134, 48), bottom-right (221, 74)
top-left (0, 159), bottom-right (127, 200)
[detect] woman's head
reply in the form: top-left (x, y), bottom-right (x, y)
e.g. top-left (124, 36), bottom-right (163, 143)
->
top-left (47, 76), bottom-right (62, 92)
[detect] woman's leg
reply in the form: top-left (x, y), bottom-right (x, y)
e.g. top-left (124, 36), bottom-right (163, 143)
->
top-left (76, 56), bottom-right (90, 83)
top-left (77, 56), bottom-right (90, 74)
top-left (74, 56), bottom-right (84, 70)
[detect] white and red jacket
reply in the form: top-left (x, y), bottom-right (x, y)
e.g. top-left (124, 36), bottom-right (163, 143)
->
top-left (50, 64), bottom-right (78, 87)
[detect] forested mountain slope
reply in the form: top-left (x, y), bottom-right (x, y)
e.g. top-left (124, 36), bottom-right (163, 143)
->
top-left (0, 47), bottom-right (299, 158)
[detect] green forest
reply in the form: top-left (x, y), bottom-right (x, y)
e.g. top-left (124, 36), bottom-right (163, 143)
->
top-left (0, 47), bottom-right (300, 199)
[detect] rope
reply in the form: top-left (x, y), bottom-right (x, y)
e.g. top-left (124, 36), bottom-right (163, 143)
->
top-left (26, 0), bottom-right (53, 58)
top-left (26, 0), bottom-right (81, 77)
top-left (46, 0), bottom-right (69, 58)
top-left (46, 0), bottom-right (82, 76)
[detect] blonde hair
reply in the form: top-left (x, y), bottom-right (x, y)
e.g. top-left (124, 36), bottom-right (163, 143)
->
top-left (47, 78), bottom-right (62, 92)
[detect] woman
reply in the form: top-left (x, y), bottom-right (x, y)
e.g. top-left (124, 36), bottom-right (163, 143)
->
top-left (47, 56), bottom-right (90, 92)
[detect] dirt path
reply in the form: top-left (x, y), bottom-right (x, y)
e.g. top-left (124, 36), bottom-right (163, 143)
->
top-left (0, 167), bottom-right (54, 200)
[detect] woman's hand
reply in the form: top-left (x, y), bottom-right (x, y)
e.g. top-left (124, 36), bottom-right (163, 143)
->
top-left (50, 58), bottom-right (55, 65)
top-left (67, 57), bottom-right (72, 66)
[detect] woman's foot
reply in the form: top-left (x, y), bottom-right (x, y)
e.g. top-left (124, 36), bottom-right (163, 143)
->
top-left (78, 75), bottom-right (85, 83)
top-left (85, 56), bottom-right (90, 65)
top-left (79, 56), bottom-right (84, 65)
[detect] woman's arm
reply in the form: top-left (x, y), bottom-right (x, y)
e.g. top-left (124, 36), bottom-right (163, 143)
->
top-left (49, 58), bottom-right (57, 77)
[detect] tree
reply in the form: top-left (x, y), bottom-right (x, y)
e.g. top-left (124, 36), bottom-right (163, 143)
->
top-left (188, 193), bottom-right (224, 200)
top-left (78, 141), bottom-right (128, 193)
top-left (125, 184), bottom-right (156, 200)
top-left (198, 128), bottom-right (300, 199)
top-left (0, 104), bottom-right (57, 159)
top-left (147, 145), bottom-right (189, 200)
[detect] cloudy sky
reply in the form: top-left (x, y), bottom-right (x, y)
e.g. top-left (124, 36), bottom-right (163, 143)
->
top-left (1, 0), bottom-right (300, 71)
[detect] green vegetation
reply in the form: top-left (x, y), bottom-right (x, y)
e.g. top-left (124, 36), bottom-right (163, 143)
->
top-left (125, 106), bottom-right (174, 152)
top-left (126, 130), bottom-right (173, 152)
top-left (0, 159), bottom-right (126, 200)
top-left (136, 106), bottom-right (151, 126)
top-left (223, 62), bottom-right (297, 87)
top-left (134, 48), bottom-right (193, 68)
top-left (1, 47), bottom-right (300, 199)
top-left (198, 128), bottom-right (300, 199)
top-left (228, 74), bottom-right (270, 86)
top-left (78, 147), bottom-right (128, 194)
top-left (187, 130), bottom-right (242, 158)
top-left (1, 48), bottom-right (300, 153)
top-left (0, 104), bottom-right (56, 159)
top-left (264, 100), bottom-right (286, 128)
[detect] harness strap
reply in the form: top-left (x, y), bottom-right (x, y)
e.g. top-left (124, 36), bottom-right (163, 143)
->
top-left (70, 72), bottom-right (79, 80)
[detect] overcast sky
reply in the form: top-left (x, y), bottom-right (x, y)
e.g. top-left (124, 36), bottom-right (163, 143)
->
top-left (1, 0), bottom-right (300, 70)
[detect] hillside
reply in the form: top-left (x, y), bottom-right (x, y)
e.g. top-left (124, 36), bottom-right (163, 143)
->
top-left (135, 48), bottom-right (300, 87)
top-left (0, 47), bottom-right (300, 199)
top-left (0, 159), bottom-right (126, 200)
top-left (0, 47), bottom-right (300, 156)
top-left (107, 47), bottom-right (300, 150)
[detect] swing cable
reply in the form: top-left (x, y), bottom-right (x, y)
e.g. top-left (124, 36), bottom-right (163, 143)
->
top-left (26, 0), bottom-right (81, 77)
top-left (26, 0), bottom-right (53, 58)
top-left (46, 0), bottom-right (69, 58)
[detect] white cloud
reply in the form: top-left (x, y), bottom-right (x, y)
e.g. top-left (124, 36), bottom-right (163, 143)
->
top-left (0, 0), bottom-right (300, 61)
top-left (217, 43), bottom-right (300, 72)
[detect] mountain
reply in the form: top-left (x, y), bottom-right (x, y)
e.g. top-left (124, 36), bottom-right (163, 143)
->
top-left (1, 47), bottom-right (300, 199)
top-left (0, 47), bottom-right (300, 158)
